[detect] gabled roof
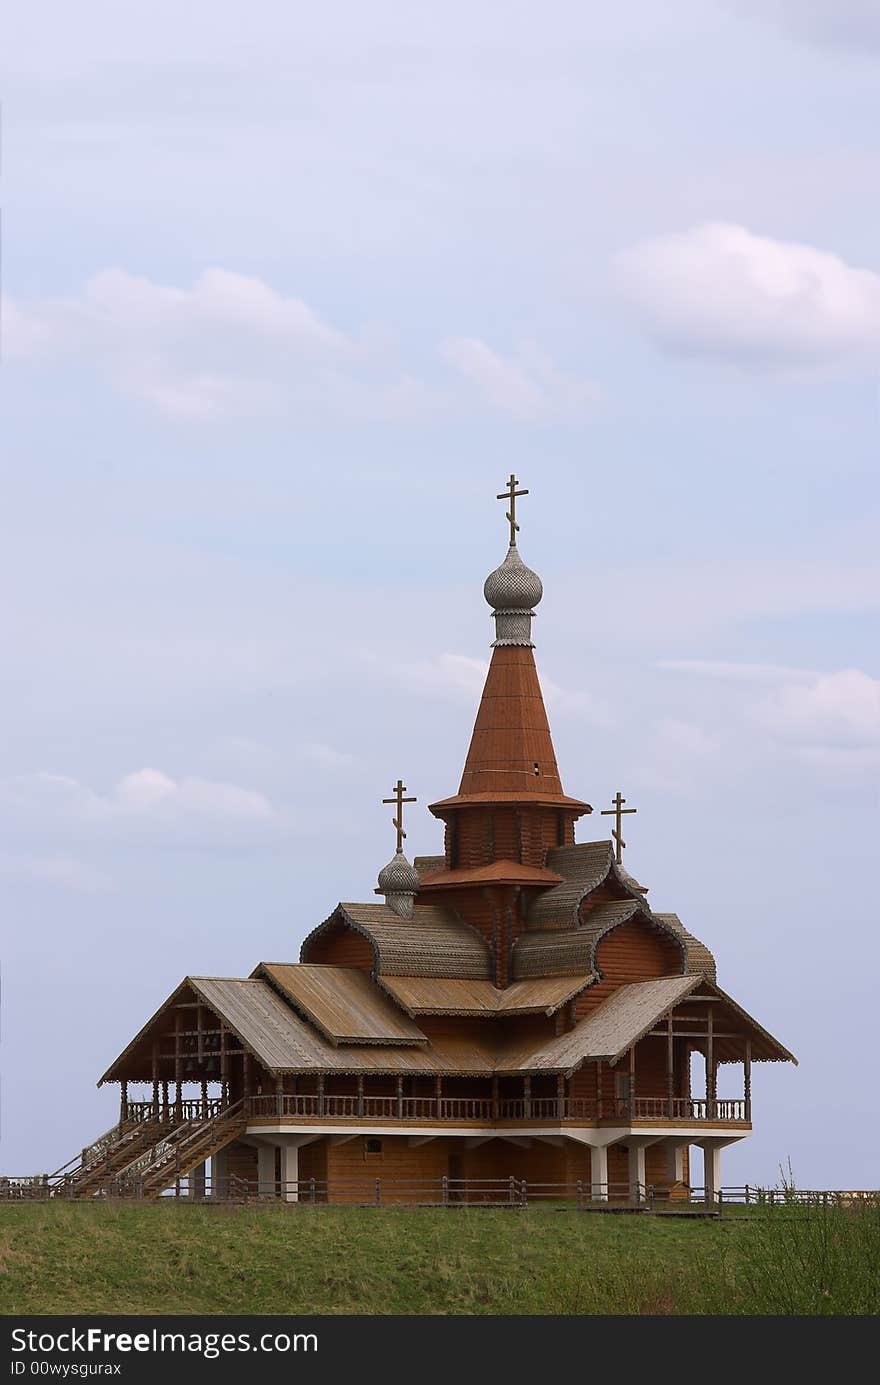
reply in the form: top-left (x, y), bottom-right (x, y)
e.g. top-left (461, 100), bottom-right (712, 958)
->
top-left (300, 902), bottom-right (493, 979)
top-left (527, 841), bottom-right (644, 930)
top-left (496, 977), bottom-right (698, 1072)
top-left (377, 974), bottom-right (594, 1017)
top-left (494, 976), bottom-right (797, 1074)
top-left (252, 963), bottom-right (428, 1046)
top-left (513, 900), bottom-right (686, 979)
top-left (100, 975), bottom-right (498, 1080)
top-left (654, 914), bottom-right (717, 983)
top-left (100, 968), bottom-right (794, 1083)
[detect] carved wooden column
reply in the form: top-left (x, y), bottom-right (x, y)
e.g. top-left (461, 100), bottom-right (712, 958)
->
top-left (119, 1079), bottom-right (128, 1127)
top-left (744, 1039), bottom-right (752, 1122)
top-left (491, 1075), bottom-right (499, 1121)
top-left (151, 1039), bottom-right (160, 1119)
top-left (434, 1075), bottom-right (442, 1118)
top-left (556, 1074), bottom-right (565, 1120)
top-left (275, 1075), bottom-right (284, 1118)
top-left (706, 1008), bottom-right (715, 1120)
top-left (242, 1052), bottom-right (251, 1111)
top-left (523, 1075), bottom-right (532, 1119)
top-left (666, 1015), bottom-right (675, 1119)
top-left (357, 1074), bottom-right (364, 1118)
top-left (317, 1075), bottom-right (325, 1117)
top-left (628, 1046), bottom-right (636, 1123)
top-left (161, 1080), bottom-right (169, 1122)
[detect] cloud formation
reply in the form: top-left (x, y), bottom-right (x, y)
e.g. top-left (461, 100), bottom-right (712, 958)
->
top-left (4, 269), bottom-right (355, 420)
top-left (0, 767), bottom-right (280, 845)
top-left (4, 271), bottom-right (594, 423)
top-left (660, 660), bottom-right (880, 773)
top-left (442, 337), bottom-right (599, 419)
top-left (614, 222), bottom-right (880, 368)
top-left (0, 853), bottom-right (113, 893)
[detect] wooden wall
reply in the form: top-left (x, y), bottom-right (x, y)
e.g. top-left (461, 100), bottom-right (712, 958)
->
top-left (303, 922), bottom-right (374, 971)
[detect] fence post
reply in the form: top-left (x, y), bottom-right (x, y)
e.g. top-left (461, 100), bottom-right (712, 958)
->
top-left (310, 1177), bottom-right (316, 1205)
top-left (718, 1187), bottom-right (724, 1219)
top-left (508, 1175), bottom-right (515, 1207)
top-left (442, 1175), bottom-right (449, 1207)
top-left (375, 1178), bottom-right (381, 1207)
top-left (745, 1183), bottom-right (750, 1206)
top-left (520, 1179), bottom-right (527, 1208)
top-left (576, 1179), bottom-right (583, 1211)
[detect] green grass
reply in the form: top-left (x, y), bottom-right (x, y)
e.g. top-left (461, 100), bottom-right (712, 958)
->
top-left (1, 1202), bottom-right (878, 1315)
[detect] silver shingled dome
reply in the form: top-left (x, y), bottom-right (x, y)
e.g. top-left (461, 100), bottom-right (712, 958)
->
top-left (377, 851), bottom-right (420, 897)
top-left (483, 545), bottom-right (543, 613)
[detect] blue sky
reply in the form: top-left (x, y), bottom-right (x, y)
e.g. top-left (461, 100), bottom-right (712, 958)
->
top-left (2, 0), bottom-right (878, 1185)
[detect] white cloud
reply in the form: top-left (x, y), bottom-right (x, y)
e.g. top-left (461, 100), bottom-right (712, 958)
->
top-left (614, 222), bottom-right (880, 368)
top-left (442, 336), bottom-right (599, 418)
top-left (297, 742), bottom-right (357, 770)
top-left (658, 658), bottom-right (880, 775)
top-left (0, 767), bottom-right (280, 845)
top-left (634, 717), bottom-right (723, 796)
top-left (758, 668), bottom-right (880, 751)
top-left (396, 652), bottom-right (490, 699)
top-left (2, 268), bottom-right (420, 422)
top-left (658, 659), bottom-right (819, 684)
top-left (4, 271), bottom-right (595, 423)
top-left (0, 853), bottom-right (113, 893)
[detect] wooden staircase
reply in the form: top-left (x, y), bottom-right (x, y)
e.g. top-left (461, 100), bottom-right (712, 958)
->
top-left (116, 1099), bottom-right (247, 1199)
top-left (50, 1117), bottom-right (167, 1198)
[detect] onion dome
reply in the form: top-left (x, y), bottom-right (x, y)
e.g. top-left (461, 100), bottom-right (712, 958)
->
top-left (484, 545), bottom-right (543, 648)
top-left (377, 850), bottom-right (420, 918)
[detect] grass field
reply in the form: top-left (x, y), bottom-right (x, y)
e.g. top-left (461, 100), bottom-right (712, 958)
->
top-left (1, 1201), bottom-right (878, 1315)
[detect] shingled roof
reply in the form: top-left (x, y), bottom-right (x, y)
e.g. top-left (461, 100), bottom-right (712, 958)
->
top-left (377, 974), bottom-right (594, 1017)
top-left (527, 841), bottom-right (643, 930)
top-left (252, 963), bottom-right (428, 1045)
top-left (301, 902), bottom-right (493, 979)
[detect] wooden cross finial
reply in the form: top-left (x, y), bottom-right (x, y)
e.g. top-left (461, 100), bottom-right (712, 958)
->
top-left (600, 791), bottom-right (637, 864)
top-left (382, 779), bottom-right (417, 855)
top-left (496, 473), bottom-right (529, 546)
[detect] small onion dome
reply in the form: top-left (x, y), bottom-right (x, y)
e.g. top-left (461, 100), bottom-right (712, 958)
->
top-left (377, 851), bottom-right (420, 896)
top-left (483, 545), bottom-right (543, 613)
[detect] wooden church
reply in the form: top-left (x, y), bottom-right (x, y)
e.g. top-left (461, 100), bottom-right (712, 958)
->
top-left (62, 478), bottom-right (795, 1202)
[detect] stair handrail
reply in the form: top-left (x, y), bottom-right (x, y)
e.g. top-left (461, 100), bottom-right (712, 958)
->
top-left (136, 1099), bottom-right (247, 1190)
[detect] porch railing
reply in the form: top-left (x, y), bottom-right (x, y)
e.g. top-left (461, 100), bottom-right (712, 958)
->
top-left (126, 1098), bottom-right (226, 1125)
top-left (246, 1093), bottom-right (749, 1124)
top-left (627, 1097), bottom-right (748, 1122)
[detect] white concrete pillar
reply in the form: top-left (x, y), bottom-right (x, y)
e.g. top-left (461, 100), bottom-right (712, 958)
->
top-left (257, 1142), bottom-right (277, 1199)
top-left (666, 1140), bottom-right (688, 1185)
top-left (190, 1161), bottom-right (206, 1200)
top-left (212, 1147), bottom-right (229, 1199)
top-left (703, 1144), bottom-right (722, 1203)
top-left (590, 1144), bottom-right (608, 1201)
top-left (280, 1141), bottom-right (299, 1203)
top-left (628, 1144), bottom-right (646, 1200)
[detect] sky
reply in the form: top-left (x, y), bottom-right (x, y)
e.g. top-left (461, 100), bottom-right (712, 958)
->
top-left (1, 0), bottom-right (878, 1187)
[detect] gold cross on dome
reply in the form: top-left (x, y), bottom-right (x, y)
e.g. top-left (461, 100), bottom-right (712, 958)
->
top-left (496, 473), bottom-right (529, 546)
top-left (601, 791), bottom-right (637, 864)
top-left (382, 779), bottom-right (417, 854)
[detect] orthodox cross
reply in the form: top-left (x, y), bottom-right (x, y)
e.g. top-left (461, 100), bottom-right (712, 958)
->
top-left (496, 473), bottom-right (528, 546)
top-left (383, 779), bottom-right (416, 854)
top-left (601, 791), bottom-right (637, 864)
